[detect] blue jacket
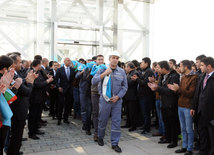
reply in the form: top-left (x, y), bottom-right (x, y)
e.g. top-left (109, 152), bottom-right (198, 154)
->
top-left (92, 66), bottom-right (128, 103)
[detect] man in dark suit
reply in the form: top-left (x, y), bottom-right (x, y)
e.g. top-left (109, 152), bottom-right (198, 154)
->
top-left (6, 53), bottom-right (38, 155)
top-left (28, 59), bottom-right (53, 140)
top-left (55, 58), bottom-right (75, 125)
top-left (48, 61), bottom-right (59, 119)
top-left (191, 57), bottom-right (214, 155)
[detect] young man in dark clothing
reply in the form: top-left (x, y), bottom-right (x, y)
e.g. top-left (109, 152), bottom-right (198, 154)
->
top-left (132, 57), bottom-right (155, 134)
top-left (148, 61), bottom-right (180, 148)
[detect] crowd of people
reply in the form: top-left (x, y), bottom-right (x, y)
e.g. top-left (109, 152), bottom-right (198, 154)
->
top-left (0, 51), bottom-right (214, 155)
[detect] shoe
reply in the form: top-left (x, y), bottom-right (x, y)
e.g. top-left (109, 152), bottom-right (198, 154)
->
top-left (29, 135), bottom-right (40, 140)
top-left (167, 143), bottom-right (177, 148)
top-left (86, 130), bottom-right (91, 135)
top-left (184, 151), bottom-right (193, 155)
top-left (94, 135), bottom-right (98, 142)
top-left (22, 138), bottom-right (28, 141)
top-left (19, 151), bottom-right (24, 155)
top-left (82, 124), bottom-right (87, 130)
top-left (63, 120), bottom-right (70, 124)
top-left (175, 148), bottom-right (187, 153)
top-left (121, 124), bottom-right (130, 128)
top-left (152, 132), bottom-right (162, 137)
top-left (36, 130), bottom-right (45, 135)
top-left (158, 139), bottom-right (171, 144)
top-left (40, 119), bottom-right (47, 124)
top-left (160, 136), bottom-right (166, 141)
top-left (128, 127), bottom-right (136, 132)
top-left (57, 120), bottom-right (61, 125)
top-left (112, 145), bottom-right (122, 153)
top-left (98, 138), bottom-right (104, 146)
top-left (141, 130), bottom-right (150, 134)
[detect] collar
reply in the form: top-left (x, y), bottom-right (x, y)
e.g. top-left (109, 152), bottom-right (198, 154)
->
top-left (208, 71), bottom-right (214, 77)
top-left (41, 65), bottom-right (45, 70)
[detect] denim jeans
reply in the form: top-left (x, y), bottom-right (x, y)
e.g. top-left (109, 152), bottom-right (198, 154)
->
top-left (178, 107), bottom-right (194, 151)
top-left (155, 99), bottom-right (165, 135)
top-left (73, 87), bottom-right (81, 117)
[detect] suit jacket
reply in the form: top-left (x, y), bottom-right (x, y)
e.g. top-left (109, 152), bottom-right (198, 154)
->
top-left (48, 69), bottom-right (58, 93)
top-left (195, 72), bottom-right (214, 127)
top-left (55, 66), bottom-right (75, 93)
top-left (30, 70), bottom-right (48, 103)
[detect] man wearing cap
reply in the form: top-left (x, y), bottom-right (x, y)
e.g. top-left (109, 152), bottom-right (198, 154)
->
top-left (92, 51), bottom-right (128, 153)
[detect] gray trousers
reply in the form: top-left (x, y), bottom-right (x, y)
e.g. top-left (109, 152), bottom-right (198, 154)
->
top-left (91, 94), bottom-right (100, 136)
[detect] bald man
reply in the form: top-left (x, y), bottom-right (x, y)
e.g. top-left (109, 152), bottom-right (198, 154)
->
top-left (55, 58), bottom-right (75, 125)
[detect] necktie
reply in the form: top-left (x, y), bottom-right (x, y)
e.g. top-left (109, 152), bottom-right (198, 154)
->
top-left (203, 74), bottom-right (209, 89)
top-left (66, 67), bottom-right (70, 80)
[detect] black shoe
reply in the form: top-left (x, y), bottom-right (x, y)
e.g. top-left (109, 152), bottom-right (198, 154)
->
top-left (160, 136), bottom-right (166, 141)
top-left (63, 120), bottom-right (70, 124)
top-left (40, 119), bottom-right (47, 124)
top-left (167, 143), bottom-right (177, 148)
top-left (19, 151), bottom-right (24, 155)
top-left (175, 148), bottom-right (187, 153)
top-left (141, 130), bottom-right (150, 134)
top-left (158, 139), bottom-right (171, 144)
top-left (36, 130), bottom-right (45, 135)
top-left (29, 135), bottom-right (40, 140)
top-left (86, 130), bottom-right (91, 135)
top-left (112, 145), bottom-right (122, 153)
top-left (184, 151), bottom-right (193, 155)
top-left (82, 124), bottom-right (87, 130)
top-left (98, 138), bottom-right (104, 146)
top-left (121, 125), bottom-right (130, 128)
top-left (22, 138), bottom-right (28, 141)
top-left (57, 120), bottom-right (61, 125)
top-left (128, 127), bottom-right (136, 132)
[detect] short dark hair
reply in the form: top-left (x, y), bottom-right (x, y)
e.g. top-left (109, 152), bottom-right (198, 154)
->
top-left (158, 61), bottom-right (170, 71)
top-left (180, 60), bottom-right (192, 70)
top-left (201, 57), bottom-right (214, 68)
top-left (152, 62), bottom-right (158, 67)
top-left (97, 55), bottom-right (104, 58)
top-left (142, 57), bottom-right (151, 67)
top-left (49, 61), bottom-right (53, 67)
top-left (9, 54), bottom-right (20, 64)
top-left (0, 55), bottom-right (14, 70)
top-left (196, 54), bottom-right (206, 61)
top-left (34, 55), bottom-right (42, 61)
top-left (127, 62), bottom-right (135, 69)
top-left (169, 59), bottom-right (176, 65)
top-left (132, 60), bottom-right (140, 68)
top-left (32, 59), bottom-right (41, 67)
top-left (92, 56), bottom-right (97, 61)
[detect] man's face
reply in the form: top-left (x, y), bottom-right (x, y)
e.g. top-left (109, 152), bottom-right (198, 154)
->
top-left (109, 56), bottom-right (119, 67)
top-left (125, 64), bottom-right (131, 73)
top-left (35, 64), bottom-right (41, 71)
top-left (14, 56), bottom-right (22, 71)
top-left (96, 56), bottom-right (104, 65)
top-left (154, 65), bottom-right (160, 73)
top-left (140, 61), bottom-right (147, 70)
top-left (157, 65), bottom-right (164, 74)
top-left (179, 63), bottom-right (185, 74)
top-left (53, 63), bottom-right (58, 71)
top-left (23, 61), bottom-right (29, 69)
top-left (64, 58), bottom-right (71, 67)
top-left (200, 62), bottom-right (207, 73)
top-left (196, 60), bottom-right (200, 70)
top-left (169, 61), bottom-right (174, 69)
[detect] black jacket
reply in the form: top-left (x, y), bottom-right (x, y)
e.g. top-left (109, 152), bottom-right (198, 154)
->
top-left (137, 67), bottom-right (155, 97)
top-left (30, 70), bottom-right (48, 103)
top-left (124, 70), bottom-right (138, 101)
top-left (192, 72), bottom-right (214, 127)
top-left (55, 66), bottom-right (75, 93)
top-left (157, 70), bottom-right (180, 109)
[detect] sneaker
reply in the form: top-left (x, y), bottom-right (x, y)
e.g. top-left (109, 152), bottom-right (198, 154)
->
top-left (98, 138), bottom-right (104, 146)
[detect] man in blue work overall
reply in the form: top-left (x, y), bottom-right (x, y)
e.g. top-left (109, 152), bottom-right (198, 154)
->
top-left (92, 51), bottom-right (128, 153)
